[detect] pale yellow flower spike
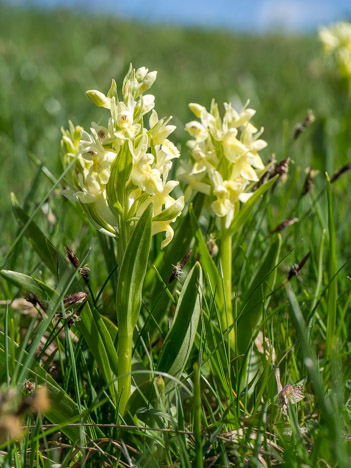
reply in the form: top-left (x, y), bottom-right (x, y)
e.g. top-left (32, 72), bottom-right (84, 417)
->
top-left (319, 21), bottom-right (351, 83)
top-left (61, 65), bottom-right (183, 248)
top-left (180, 99), bottom-right (267, 227)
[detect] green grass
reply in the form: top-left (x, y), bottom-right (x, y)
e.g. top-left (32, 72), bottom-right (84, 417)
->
top-left (1, 4), bottom-right (351, 467)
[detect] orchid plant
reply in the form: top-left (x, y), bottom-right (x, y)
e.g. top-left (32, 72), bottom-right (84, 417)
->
top-left (60, 65), bottom-right (185, 416)
top-left (180, 99), bottom-right (267, 347)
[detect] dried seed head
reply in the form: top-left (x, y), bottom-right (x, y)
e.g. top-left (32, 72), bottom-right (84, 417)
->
top-left (168, 264), bottom-right (183, 283)
top-left (68, 313), bottom-right (81, 328)
top-left (168, 249), bottom-right (193, 283)
top-left (23, 293), bottom-right (46, 311)
top-left (271, 217), bottom-right (299, 234)
top-left (253, 154), bottom-right (276, 190)
top-left (294, 110), bottom-right (315, 140)
top-left (272, 157), bottom-right (291, 182)
top-left (302, 167), bottom-right (319, 196)
top-left (65, 245), bottom-right (80, 268)
top-left (288, 252), bottom-right (311, 280)
top-left (207, 234), bottom-right (219, 257)
top-left (23, 380), bottom-right (35, 393)
top-left (330, 162), bottom-right (351, 183)
top-left (79, 266), bottom-right (90, 283)
top-left (63, 292), bottom-right (88, 309)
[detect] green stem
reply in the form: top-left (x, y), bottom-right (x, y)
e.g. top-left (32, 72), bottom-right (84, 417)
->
top-left (117, 329), bottom-right (133, 418)
top-left (116, 215), bottom-right (131, 418)
top-left (193, 363), bottom-right (203, 468)
top-left (221, 218), bottom-right (235, 349)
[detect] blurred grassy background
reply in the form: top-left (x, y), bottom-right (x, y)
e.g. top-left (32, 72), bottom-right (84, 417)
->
top-left (0, 4), bottom-right (348, 247)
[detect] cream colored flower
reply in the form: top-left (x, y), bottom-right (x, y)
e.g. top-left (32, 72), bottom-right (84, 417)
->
top-left (181, 99), bottom-right (267, 225)
top-left (61, 65), bottom-right (183, 248)
top-left (149, 110), bottom-right (176, 145)
top-left (131, 153), bottom-right (164, 195)
top-left (211, 171), bottom-right (247, 219)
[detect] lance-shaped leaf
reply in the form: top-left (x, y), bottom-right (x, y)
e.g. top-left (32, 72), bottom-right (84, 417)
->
top-left (190, 205), bottom-right (224, 310)
top-left (116, 203), bottom-right (153, 331)
top-left (142, 194), bottom-right (204, 335)
top-left (106, 141), bottom-right (133, 217)
top-left (157, 262), bottom-right (202, 380)
top-left (228, 176), bottom-right (278, 236)
top-left (0, 270), bottom-right (56, 297)
top-left (237, 234), bottom-right (282, 354)
top-left (77, 302), bottom-right (119, 401)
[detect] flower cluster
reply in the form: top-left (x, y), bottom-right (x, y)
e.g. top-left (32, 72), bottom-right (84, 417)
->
top-left (61, 65), bottom-right (184, 248)
top-left (319, 21), bottom-right (351, 82)
top-left (180, 99), bottom-right (267, 227)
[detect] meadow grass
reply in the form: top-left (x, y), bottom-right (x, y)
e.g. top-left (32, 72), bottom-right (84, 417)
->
top-left (1, 4), bottom-right (351, 467)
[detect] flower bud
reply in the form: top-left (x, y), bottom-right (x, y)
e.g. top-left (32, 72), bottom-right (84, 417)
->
top-left (86, 90), bottom-right (110, 109)
top-left (139, 71), bottom-right (157, 94)
top-left (107, 79), bottom-right (118, 99)
top-left (135, 66), bottom-right (148, 81)
top-left (189, 102), bottom-right (205, 118)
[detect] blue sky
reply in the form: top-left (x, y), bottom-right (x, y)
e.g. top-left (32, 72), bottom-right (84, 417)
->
top-left (9, 0), bottom-right (351, 32)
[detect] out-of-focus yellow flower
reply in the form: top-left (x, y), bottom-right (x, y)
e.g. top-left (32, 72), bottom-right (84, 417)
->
top-left (180, 99), bottom-right (266, 227)
top-left (61, 65), bottom-right (183, 248)
top-left (319, 21), bottom-right (351, 81)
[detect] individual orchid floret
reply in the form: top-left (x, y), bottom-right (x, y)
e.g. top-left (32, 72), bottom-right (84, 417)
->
top-left (61, 65), bottom-right (183, 250)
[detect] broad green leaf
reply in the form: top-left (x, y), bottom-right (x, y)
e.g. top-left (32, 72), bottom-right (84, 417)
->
top-left (106, 141), bottom-right (132, 216)
top-left (11, 195), bottom-right (67, 275)
top-left (101, 314), bottom-right (118, 342)
top-left (157, 262), bottom-right (202, 380)
top-left (237, 234), bottom-right (282, 354)
top-left (228, 176), bottom-right (278, 236)
top-left (143, 194), bottom-right (204, 334)
top-left (116, 205), bottom-right (153, 416)
top-left (190, 205), bottom-right (224, 310)
top-left (0, 270), bottom-right (56, 297)
top-left (117, 204), bottom-right (153, 331)
top-left (77, 302), bottom-right (118, 401)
